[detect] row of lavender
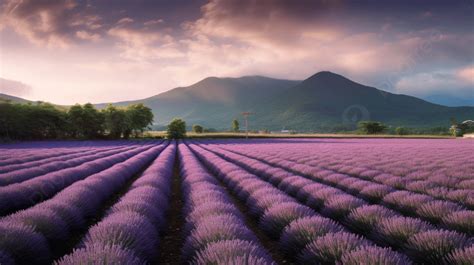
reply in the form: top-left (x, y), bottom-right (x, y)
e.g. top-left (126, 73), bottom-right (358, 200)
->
top-left (0, 142), bottom-right (161, 216)
top-left (208, 140), bottom-right (474, 230)
top-left (178, 143), bottom-right (275, 264)
top-left (218, 139), bottom-right (473, 207)
top-left (0, 141), bottom-right (169, 264)
top-left (58, 142), bottom-right (176, 264)
top-left (190, 140), bottom-right (473, 264)
top-left (187, 143), bottom-right (417, 264)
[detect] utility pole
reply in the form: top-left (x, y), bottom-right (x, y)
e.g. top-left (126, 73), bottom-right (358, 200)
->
top-left (241, 112), bottom-right (254, 139)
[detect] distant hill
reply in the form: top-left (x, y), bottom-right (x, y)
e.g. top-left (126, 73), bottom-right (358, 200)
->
top-left (97, 76), bottom-right (300, 129)
top-left (101, 71), bottom-right (474, 131)
top-left (3, 72), bottom-right (473, 131)
top-left (0, 93), bottom-right (67, 110)
top-left (0, 93), bottom-right (31, 104)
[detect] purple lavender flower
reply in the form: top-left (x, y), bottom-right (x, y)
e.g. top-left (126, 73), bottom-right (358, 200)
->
top-left (341, 246), bottom-right (412, 265)
top-left (298, 232), bottom-right (372, 264)
top-left (259, 202), bottom-right (315, 239)
top-left (56, 243), bottom-right (145, 265)
top-left (442, 210), bottom-right (474, 235)
top-left (405, 230), bottom-right (472, 264)
top-left (374, 216), bottom-right (433, 248)
top-left (81, 211), bottom-right (158, 260)
top-left (345, 205), bottom-right (397, 234)
top-left (7, 208), bottom-right (70, 243)
top-left (444, 245), bottom-right (474, 265)
top-left (0, 222), bottom-right (51, 265)
top-left (182, 221), bottom-right (256, 261)
top-left (416, 200), bottom-right (465, 224)
top-left (321, 194), bottom-right (367, 220)
top-left (192, 239), bottom-right (274, 265)
top-left (279, 216), bottom-right (345, 257)
top-left (306, 187), bottom-right (343, 210)
top-left (359, 184), bottom-right (395, 203)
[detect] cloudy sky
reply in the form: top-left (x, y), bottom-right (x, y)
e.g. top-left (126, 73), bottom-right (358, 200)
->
top-left (0, 0), bottom-right (473, 104)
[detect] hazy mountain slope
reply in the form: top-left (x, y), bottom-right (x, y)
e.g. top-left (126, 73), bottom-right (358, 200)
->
top-left (0, 93), bottom-right (31, 104)
top-left (254, 72), bottom-right (474, 130)
top-left (101, 71), bottom-right (473, 130)
top-left (99, 76), bottom-right (300, 128)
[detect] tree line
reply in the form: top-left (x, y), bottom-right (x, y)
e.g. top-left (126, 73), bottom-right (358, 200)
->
top-left (0, 102), bottom-right (153, 140)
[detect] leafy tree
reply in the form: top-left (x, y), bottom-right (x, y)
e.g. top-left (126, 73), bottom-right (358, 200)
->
top-left (68, 103), bottom-right (104, 138)
top-left (82, 103), bottom-right (105, 138)
top-left (232, 119), bottom-right (240, 132)
top-left (358, 121), bottom-right (387, 134)
top-left (126, 104), bottom-right (154, 137)
top-left (167, 118), bottom-right (186, 139)
top-left (192, 124), bottom-right (204, 133)
top-left (102, 104), bottom-right (129, 139)
top-left (395, 127), bottom-right (409, 135)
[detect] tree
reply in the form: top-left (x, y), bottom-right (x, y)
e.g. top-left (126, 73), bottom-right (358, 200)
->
top-left (167, 118), bottom-right (186, 139)
top-left (82, 103), bottom-right (104, 138)
top-left (126, 104), bottom-right (154, 137)
top-left (232, 119), bottom-right (240, 132)
top-left (192, 124), bottom-right (204, 133)
top-left (358, 121), bottom-right (387, 134)
top-left (102, 104), bottom-right (129, 139)
top-left (68, 103), bottom-right (104, 138)
top-left (395, 127), bottom-right (409, 135)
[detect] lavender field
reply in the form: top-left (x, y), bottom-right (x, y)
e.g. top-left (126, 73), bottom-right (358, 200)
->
top-left (0, 139), bottom-right (473, 265)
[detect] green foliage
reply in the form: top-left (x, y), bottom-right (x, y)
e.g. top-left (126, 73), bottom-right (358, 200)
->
top-left (0, 102), bottom-right (153, 140)
top-left (0, 102), bottom-right (68, 140)
top-left (395, 127), bottom-right (409, 135)
top-left (192, 124), bottom-right (204, 133)
top-left (167, 118), bottom-right (186, 139)
top-left (232, 119), bottom-right (240, 132)
top-left (68, 103), bottom-right (104, 138)
top-left (358, 121), bottom-right (387, 134)
top-left (126, 104), bottom-right (154, 136)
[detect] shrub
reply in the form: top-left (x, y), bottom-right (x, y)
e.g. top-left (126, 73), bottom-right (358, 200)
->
top-left (341, 246), bottom-right (412, 265)
top-left (444, 246), bottom-right (474, 265)
top-left (193, 240), bottom-right (273, 265)
top-left (182, 221), bottom-right (255, 261)
top-left (259, 202), bottom-right (315, 239)
top-left (82, 212), bottom-right (158, 260)
top-left (166, 118), bottom-right (186, 139)
top-left (405, 230), bottom-right (472, 264)
top-left (321, 195), bottom-right (367, 220)
top-left (395, 127), bottom-right (410, 135)
top-left (415, 201), bottom-right (465, 224)
top-left (192, 124), bottom-right (204, 133)
top-left (279, 216), bottom-right (345, 257)
top-left (56, 243), bottom-right (145, 265)
top-left (442, 210), bottom-right (474, 234)
top-left (358, 121), bottom-right (387, 134)
top-left (374, 217), bottom-right (432, 248)
top-left (0, 222), bottom-right (51, 265)
top-left (298, 232), bottom-right (372, 264)
top-left (345, 205), bottom-right (397, 234)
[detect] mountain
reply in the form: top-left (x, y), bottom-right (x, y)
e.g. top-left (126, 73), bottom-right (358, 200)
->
top-left (97, 76), bottom-right (300, 129)
top-left (103, 71), bottom-right (473, 131)
top-left (254, 71), bottom-right (474, 130)
top-left (0, 93), bottom-right (31, 104)
top-left (3, 72), bottom-right (473, 131)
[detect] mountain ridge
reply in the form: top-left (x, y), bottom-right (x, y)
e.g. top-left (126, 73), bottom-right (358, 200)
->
top-left (2, 72), bottom-right (473, 131)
